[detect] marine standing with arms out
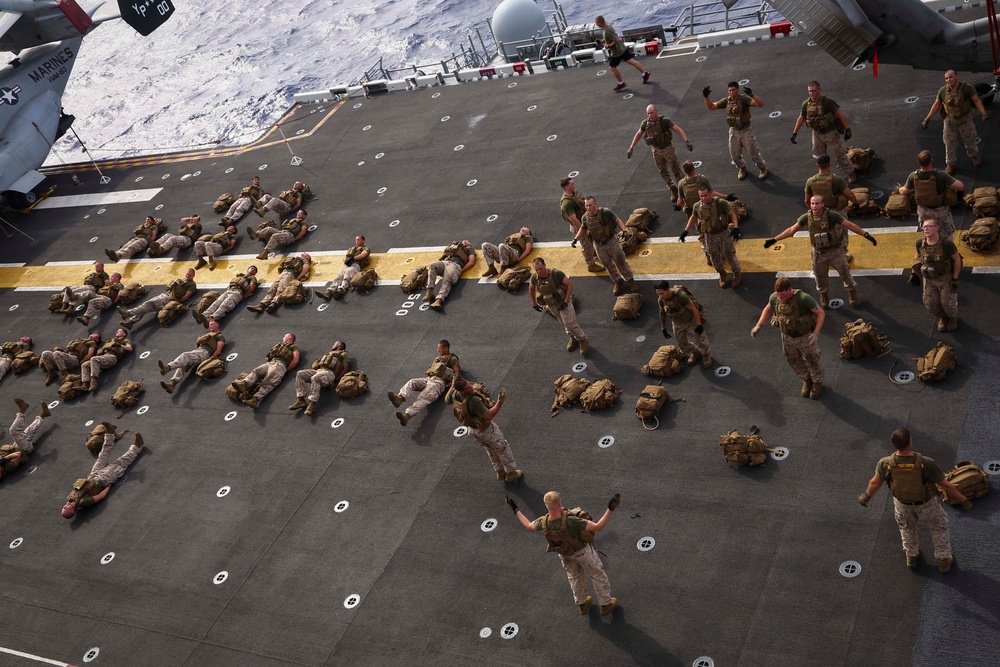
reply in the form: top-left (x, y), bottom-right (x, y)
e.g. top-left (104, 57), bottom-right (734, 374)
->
top-left (751, 277), bottom-right (826, 399)
top-left (507, 491), bottom-right (620, 616)
top-left (909, 219), bottom-right (962, 332)
top-left (445, 376), bottom-right (521, 482)
top-left (595, 15), bottom-right (649, 91)
top-left (897, 150), bottom-right (964, 239)
top-left (791, 81), bottom-right (856, 182)
top-left (704, 81), bottom-right (767, 181)
top-left (921, 70), bottom-right (987, 173)
top-left (529, 257), bottom-right (588, 356)
top-left (858, 427), bottom-right (970, 572)
top-left (680, 186), bottom-right (742, 288)
top-left (626, 105), bottom-right (693, 203)
top-left (559, 177), bottom-right (603, 273)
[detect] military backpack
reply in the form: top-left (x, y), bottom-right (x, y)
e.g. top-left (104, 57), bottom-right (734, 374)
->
top-left (720, 429), bottom-right (775, 467)
top-left (47, 293), bottom-right (66, 313)
top-left (965, 186), bottom-right (999, 217)
top-left (196, 291), bottom-right (220, 315)
top-left (225, 372), bottom-right (257, 402)
top-left (612, 293), bottom-right (644, 320)
top-left (579, 378), bottom-right (620, 412)
top-left (635, 385), bottom-right (670, 430)
top-left (157, 299), bottom-right (188, 327)
top-left (541, 508), bottom-right (595, 556)
top-left (110, 380), bottom-right (145, 409)
top-left (625, 207), bottom-right (656, 233)
top-left (336, 370), bottom-right (369, 398)
top-left (882, 191), bottom-right (913, 218)
top-left (277, 280), bottom-right (309, 305)
top-left (349, 268), bottom-right (379, 293)
top-left (496, 265), bottom-right (531, 293)
top-left (58, 374), bottom-right (85, 400)
top-left (10, 351), bottom-right (39, 375)
top-left (849, 187), bottom-right (881, 216)
top-left (617, 226), bottom-right (648, 255)
top-left (400, 266), bottom-right (429, 293)
top-left (84, 423), bottom-right (114, 455)
top-left (550, 374), bottom-right (591, 415)
top-left (195, 357), bottom-right (227, 381)
top-left (641, 345), bottom-right (685, 377)
top-left (847, 146), bottom-right (876, 174)
top-left (839, 318), bottom-right (891, 360)
top-left (729, 199), bottom-right (751, 221)
top-left (962, 217), bottom-right (1000, 253)
top-left (119, 283), bottom-right (148, 304)
top-left (939, 461), bottom-right (990, 505)
top-left (213, 193), bottom-right (235, 213)
top-left (916, 342), bottom-right (958, 382)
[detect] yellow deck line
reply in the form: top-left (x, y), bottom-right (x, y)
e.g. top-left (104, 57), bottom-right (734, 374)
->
top-left (2, 232), bottom-right (996, 290)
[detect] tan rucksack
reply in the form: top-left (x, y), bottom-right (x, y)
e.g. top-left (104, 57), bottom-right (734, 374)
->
top-left (730, 199), bottom-right (751, 221)
top-left (10, 351), bottom-right (39, 375)
top-left (641, 345), bottom-right (685, 377)
top-left (225, 372), bottom-right (255, 402)
top-left (118, 283), bottom-right (148, 304)
top-left (849, 187), bottom-right (881, 216)
top-left (612, 293), bottom-right (643, 320)
top-left (939, 461), bottom-right (989, 504)
top-left (196, 291), bottom-right (220, 314)
top-left (58, 374), bottom-right (85, 400)
top-left (625, 207), bottom-right (656, 233)
top-left (84, 423), bottom-right (115, 455)
top-left (635, 385), bottom-right (670, 430)
top-left (579, 378), bottom-right (620, 412)
top-left (496, 265), bottom-right (532, 293)
top-left (965, 186), bottom-right (999, 217)
top-left (882, 191), bottom-right (913, 218)
top-left (847, 147), bottom-right (876, 174)
top-left (720, 429), bottom-right (777, 467)
top-left (962, 218), bottom-right (1000, 253)
top-left (617, 227), bottom-right (647, 255)
top-left (277, 280), bottom-right (309, 305)
top-left (349, 269), bottom-right (379, 293)
top-left (839, 319), bottom-right (891, 360)
top-left (157, 299), bottom-right (188, 327)
top-left (110, 379), bottom-right (144, 409)
top-left (195, 357), bottom-right (227, 381)
top-left (213, 193), bottom-right (235, 213)
top-left (400, 266), bottom-right (429, 293)
top-left (550, 374), bottom-right (591, 415)
top-left (915, 342), bottom-right (958, 382)
top-left (336, 370), bottom-right (369, 398)
top-left (47, 293), bottom-right (65, 313)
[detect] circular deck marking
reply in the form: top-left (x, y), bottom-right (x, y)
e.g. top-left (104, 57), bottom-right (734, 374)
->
top-left (395, 309), bottom-right (408, 316)
top-left (768, 111), bottom-right (782, 119)
top-left (375, 152), bottom-right (384, 159)
top-left (335, 500), bottom-right (349, 513)
top-left (85, 419), bottom-right (94, 426)
top-left (89, 236), bottom-right (99, 243)
top-left (441, 115), bottom-right (450, 122)
top-left (354, 102), bottom-right (363, 109)
top-left (500, 623), bottom-right (518, 639)
top-left (508, 82), bottom-right (517, 89)
top-left (622, 93), bottom-right (633, 100)
top-left (454, 144), bottom-right (465, 151)
top-left (419, 303), bottom-right (430, 311)
top-left (807, 40), bottom-right (817, 46)
top-left (894, 371), bottom-right (915, 384)
top-left (214, 571), bottom-right (228, 585)
top-left (155, 204), bottom-right (164, 211)
top-left (526, 105), bottom-right (537, 111)
top-left (840, 561), bottom-right (862, 577)
top-left (181, 174), bottom-right (191, 181)
top-left (635, 335), bottom-right (646, 342)
top-left (161, 174), bottom-right (170, 180)
top-left (696, 55), bottom-right (707, 61)
top-left (135, 176), bottom-right (144, 182)
top-left (432, 92), bottom-right (441, 98)
top-left (693, 160), bottom-right (703, 168)
top-left (480, 627), bottom-right (492, 638)
top-left (83, 648), bottom-right (100, 663)
top-left (358, 161), bottom-right (365, 166)
top-left (852, 63), bottom-right (867, 71)
top-left (101, 552), bottom-right (115, 565)
top-left (225, 167), bottom-right (234, 174)
top-left (344, 594), bottom-right (361, 609)
top-left (48, 400), bottom-right (59, 409)
top-left (377, 187), bottom-right (387, 194)
top-left (454, 426), bottom-right (469, 437)
top-left (308, 225), bottom-right (317, 232)
top-left (637, 536), bottom-right (656, 551)
top-left (139, 351), bottom-right (150, 359)
top-left (487, 214), bottom-right (498, 222)
top-left (258, 164), bottom-right (268, 170)
top-left (226, 352), bottom-right (238, 362)
top-left (296, 129), bottom-right (305, 135)
top-left (905, 96), bottom-right (919, 104)
top-left (25, 466), bottom-right (37, 475)
top-left (76, 304), bottom-right (85, 312)
top-left (224, 411), bottom-right (237, 422)
top-left (983, 460), bottom-right (1000, 475)
top-left (331, 418), bottom-right (345, 429)
top-left (568, 170), bottom-right (579, 178)
top-left (739, 78), bottom-right (750, 85)
top-left (597, 69), bottom-right (607, 76)
top-left (9, 537), bottom-right (22, 549)
top-left (217, 486), bottom-right (230, 498)
top-left (481, 518), bottom-right (497, 532)
top-left (136, 405), bottom-right (149, 415)
top-left (193, 171), bottom-right (201, 177)
top-left (7, 305), bottom-right (17, 311)
top-left (572, 362), bottom-right (587, 372)
top-left (467, 179), bottom-right (478, 187)
top-left (694, 658), bottom-right (715, 667)
top-left (598, 435), bottom-right (615, 449)
top-left (362, 124), bottom-right (371, 131)
top-left (546, 134), bottom-right (558, 141)
top-left (98, 208), bottom-right (106, 214)
top-left (714, 366), bottom-right (732, 378)
top-left (770, 447), bottom-right (789, 461)
top-left (317, 303), bottom-right (329, 312)
top-left (828, 298), bottom-right (844, 309)
top-left (389, 219), bottom-right (400, 227)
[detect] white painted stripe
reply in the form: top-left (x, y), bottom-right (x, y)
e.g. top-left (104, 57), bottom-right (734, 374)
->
top-left (0, 644), bottom-right (73, 666)
top-left (13, 286), bottom-right (64, 292)
top-left (779, 268), bottom-right (905, 278)
top-left (387, 245), bottom-right (443, 253)
top-left (972, 266), bottom-right (1000, 274)
top-left (634, 273), bottom-right (726, 282)
top-left (42, 260), bottom-right (102, 266)
top-left (33, 188), bottom-right (163, 209)
top-left (0, 262), bottom-right (25, 268)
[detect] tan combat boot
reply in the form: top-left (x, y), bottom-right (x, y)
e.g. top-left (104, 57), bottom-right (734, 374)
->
top-left (422, 288), bottom-right (434, 302)
top-left (566, 336), bottom-right (578, 352)
top-left (288, 397), bottom-right (307, 411)
top-left (160, 380), bottom-right (177, 394)
top-left (587, 264), bottom-right (606, 273)
top-left (396, 411), bottom-right (410, 426)
top-left (801, 378), bottom-right (813, 397)
top-left (627, 278), bottom-right (638, 293)
top-left (600, 598), bottom-right (618, 616)
top-left (579, 596), bottom-right (593, 615)
top-left (14, 398), bottom-right (28, 413)
top-left (316, 289), bottom-right (334, 301)
top-left (504, 469), bottom-right (523, 483)
top-left (612, 280), bottom-right (625, 296)
top-left (39, 402), bottom-right (51, 419)
top-left (847, 289), bottom-right (859, 306)
top-left (579, 339), bottom-right (589, 357)
top-left (820, 293), bottom-right (830, 309)
top-left (481, 263), bottom-right (498, 277)
top-left (946, 317), bottom-right (959, 331)
top-left (809, 382), bottom-right (823, 399)
top-left (303, 402), bottom-right (316, 416)
top-left (732, 272), bottom-right (742, 288)
top-left (246, 226), bottom-right (258, 240)
top-left (77, 315), bottom-right (90, 326)
top-left (718, 273), bottom-right (728, 288)
top-left (387, 391), bottom-right (404, 407)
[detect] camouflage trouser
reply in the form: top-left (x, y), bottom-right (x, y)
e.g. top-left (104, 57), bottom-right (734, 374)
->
top-left (123, 293), bottom-right (170, 324)
top-left (672, 318), bottom-right (711, 358)
top-left (83, 295), bottom-right (113, 320)
top-left (943, 112), bottom-right (979, 165)
top-left (593, 238), bottom-right (633, 283)
top-left (812, 128), bottom-right (853, 175)
top-left (326, 264), bottom-right (360, 293)
top-left (728, 126), bottom-right (766, 171)
top-left (168, 348), bottom-right (210, 382)
top-left (399, 376), bottom-right (447, 417)
top-left (246, 360), bottom-right (289, 401)
top-left (263, 230), bottom-right (296, 254)
top-left (40, 350), bottom-right (80, 374)
top-left (916, 205), bottom-right (955, 239)
top-left (80, 354), bottom-right (119, 384)
top-left (545, 302), bottom-right (587, 343)
top-left (261, 271), bottom-right (296, 306)
top-left (705, 230), bottom-right (741, 276)
top-left (226, 196), bottom-right (254, 220)
top-left (202, 290), bottom-right (243, 320)
top-left (651, 144), bottom-right (683, 188)
top-left (558, 543), bottom-right (613, 607)
top-left (0, 356), bottom-right (10, 381)
top-left (194, 240), bottom-right (224, 258)
top-left (64, 285), bottom-right (96, 306)
top-left (427, 261), bottom-right (463, 301)
top-left (569, 223), bottom-right (599, 267)
top-left (922, 273), bottom-right (958, 319)
top-left (481, 242), bottom-right (519, 268)
top-left (296, 368), bottom-right (336, 403)
top-left (780, 332), bottom-right (824, 384)
top-left (10, 413), bottom-right (42, 455)
top-left (88, 435), bottom-right (140, 486)
top-left (471, 422), bottom-right (517, 475)
top-left (892, 496), bottom-right (952, 560)
top-left (117, 236), bottom-right (149, 259)
top-left (812, 246), bottom-right (855, 296)
top-left (155, 233), bottom-right (193, 252)
top-left (259, 195), bottom-right (292, 217)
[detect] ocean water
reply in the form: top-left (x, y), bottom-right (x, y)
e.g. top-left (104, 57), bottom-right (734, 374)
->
top-left (50, 0), bottom-right (688, 162)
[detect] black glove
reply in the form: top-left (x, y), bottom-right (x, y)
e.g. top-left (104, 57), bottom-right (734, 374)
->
top-left (858, 492), bottom-right (870, 507)
top-left (558, 301), bottom-right (568, 310)
top-left (764, 238), bottom-right (777, 249)
top-left (627, 149), bottom-right (633, 159)
top-left (505, 496), bottom-right (519, 513)
top-left (685, 140), bottom-right (694, 152)
top-left (844, 127), bottom-right (853, 141)
top-left (790, 133), bottom-right (797, 144)
top-left (726, 193), bottom-right (737, 202)
top-left (532, 304), bottom-right (543, 312)
top-left (743, 86), bottom-right (753, 97)
top-left (908, 272), bottom-right (921, 287)
top-left (661, 328), bottom-right (671, 339)
top-left (694, 324), bottom-right (704, 335)
top-left (679, 230), bottom-right (688, 243)
top-left (608, 493), bottom-right (621, 511)
top-left (673, 203), bottom-right (683, 212)
top-left (571, 239), bottom-right (578, 248)
top-left (344, 257), bottom-right (354, 267)
top-left (952, 278), bottom-right (959, 290)
top-left (921, 119), bottom-right (929, 130)
top-left (864, 232), bottom-right (877, 246)
top-left (702, 85), bottom-right (711, 98)
top-left (730, 227), bottom-right (741, 241)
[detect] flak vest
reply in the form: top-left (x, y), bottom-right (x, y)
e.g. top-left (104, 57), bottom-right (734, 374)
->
top-left (774, 290), bottom-right (816, 337)
top-left (560, 191), bottom-right (585, 223)
top-left (282, 218), bottom-right (303, 236)
top-left (167, 279), bottom-right (190, 301)
top-left (804, 97), bottom-right (836, 132)
top-left (581, 208), bottom-right (616, 242)
top-left (426, 354), bottom-right (457, 379)
top-left (660, 292), bottom-right (693, 324)
top-left (83, 272), bottom-right (108, 288)
top-left (887, 452), bottom-right (936, 502)
top-left (314, 351), bottom-right (347, 374)
top-left (534, 273), bottom-right (566, 307)
top-left (680, 178), bottom-right (701, 212)
top-left (268, 343), bottom-right (295, 366)
top-left (919, 239), bottom-right (951, 278)
top-left (452, 392), bottom-right (491, 430)
top-left (64, 338), bottom-right (91, 359)
top-left (278, 189), bottom-right (298, 205)
top-left (807, 211), bottom-right (843, 252)
top-left (98, 283), bottom-right (122, 298)
top-left (808, 174), bottom-right (837, 209)
top-left (240, 185), bottom-right (263, 199)
top-left (541, 511), bottom-right (587, 556)
top-left (347, 246), bottom-right (370, 268)
top-left (278, 257), bottom-right (305, 275)
top-left (942, 84), bottom-right (972, 117)
top-left (695, 199), bottom-right (728, 235)
top-left (179, 223), bottom-right (202, 240)
top-left (0, 341), bottom-right (24, 355)
top-left (912, 173), bottom-right (944, 208)
top-left (211, 231), bottom-right (234, 246)
top-left (504, 233), bottom-right (528, 253)
top-left (726, 96), bottom-right (751, 129)
top-left (196, 333), bottom-right (223, 354)
top-left (99, 338), bottom-right (129, 359)
top-left (228, 273), bottom-right (252, 293)
top-left (442, 243), bottom-right (471, 266)
top-left (643, 117), bottom-right (673, 148)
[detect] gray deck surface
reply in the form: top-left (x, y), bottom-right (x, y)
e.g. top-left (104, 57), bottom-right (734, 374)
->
top-left (0, 32), bottom-right (998, 667)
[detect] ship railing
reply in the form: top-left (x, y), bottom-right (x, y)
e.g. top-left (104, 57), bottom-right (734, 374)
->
top-left (669, 0), bottom-right (779, 41)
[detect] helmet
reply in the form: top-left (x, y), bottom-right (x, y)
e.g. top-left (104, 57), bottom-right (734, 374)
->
top-left (61, 502), bottom-right (76, 519)
top-left (88, 333), bottom-right (101, 342)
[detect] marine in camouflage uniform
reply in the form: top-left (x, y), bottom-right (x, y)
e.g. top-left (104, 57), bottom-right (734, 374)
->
top-left (446, 377), bottom-right (520, 482)
top-left (387, 340), bottom-right (459, 426)
top-left (529, 258), bottom-right (588, 356)
top-left (235, 333), bottom-right (300, 409)
top-left (805, 155), bottom-right (858, 260)
top-left (705, 81), bottom-right (767, 180)
top-left (576, 196), bottom-right (636, 295)
top-left (75, 273), bottom-right (123, 326)
top-left (247, 254), bottom-right (310, 314)
top-left (859, 427), bottom-right (971, 572)
top-left (0, 337), bottom-right (33, 382)
top-left (510, 490), bottom-right (620, 616)
top-left (921, 70), bottom-right (988, 172)
top-left (0, 399), bottom-right (50, 480)
top-left (195, 266), bottom-right (258, 325)
top-left (193, 227), bottom-right (239, 270)
top-left (149, 215), bottom-right (202, 256)
top-left (425, 241), bottom-right (477, 310)
top-left (159, 320), bottom-right (226, 393)
top-left (77, 329), bottom-right (133, 392)
top-left (791, 82), bottom-right (855, 182)
top-left (105, 216), bottom-right (160, 262)
top-left (39, 334), bottom-right (99, 385)
top-left (481, 228), bottom-right (534, 277)
top-left (559, 177), bottom-right (603, 272)
top-left (61, 425), bottom-right (143, 519)
top-left (222, 176), bottom-right (263, 224)
top-left (250, 209), bottom-right (310, 260)
top-left (56, 263), bottom-right (110, 314)
top-left (627, 105), bottom-right (693, 201)
top-left (317, 236), bottom-right (370, 300)
top-left (909, 219), bottom-right (962, 332)
top-left (655, 281), bottom-right (711, 367)
top-left (118, 269), bottom-right (197, 329)
top-left (681, 187), bottom-right (742, 288)
top-left (290, 341), bottom-right (350, 415)
top-left (255, 182), bottom-right (305, 218)
top-left (897, 150), bottom-right (964, 238)
top-left (751, 277), bottom-right (826, 399)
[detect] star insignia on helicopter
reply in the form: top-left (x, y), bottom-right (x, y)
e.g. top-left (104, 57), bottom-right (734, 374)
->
top-left (0, 86), bottom-right (21, 106)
